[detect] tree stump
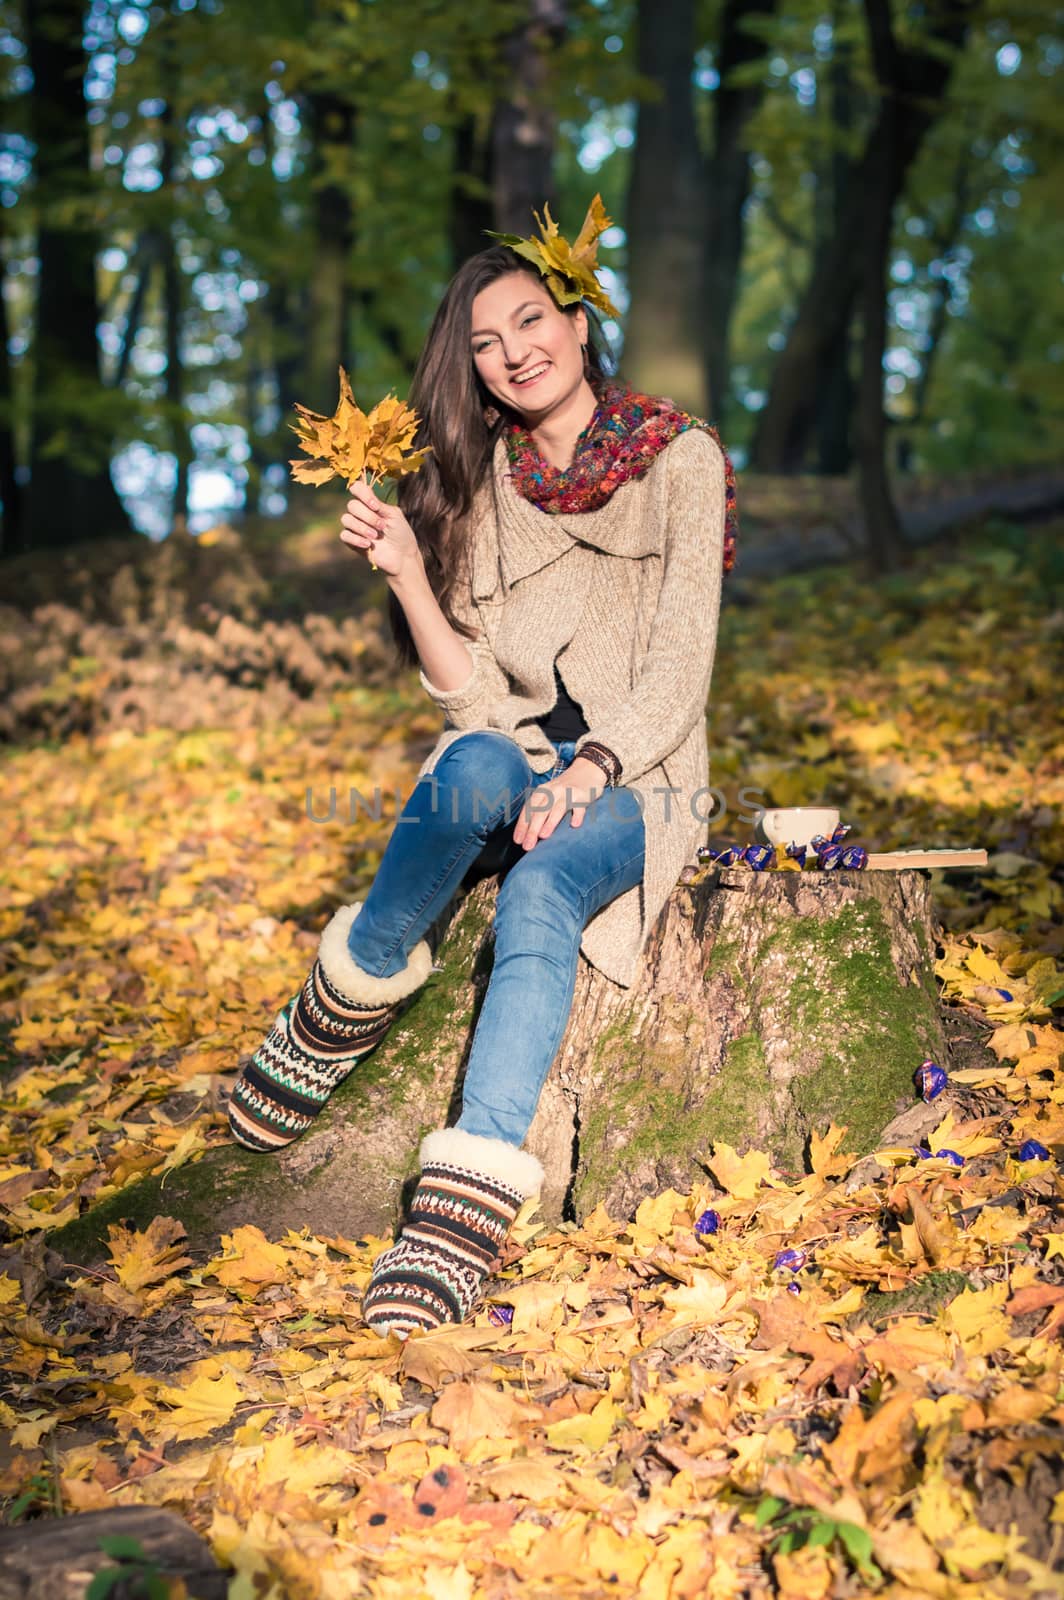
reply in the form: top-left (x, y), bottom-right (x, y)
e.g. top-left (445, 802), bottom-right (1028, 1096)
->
top-left (53, 865), bottom-right (946, 1262)
top-left (531, 863), bottom-right (946, 1220)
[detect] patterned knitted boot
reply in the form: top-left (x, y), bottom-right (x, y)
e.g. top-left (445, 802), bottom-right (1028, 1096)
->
top-left (362, 1129), bottom-right (545, 1337)
top-left (228, 901), bottom-right (433, 1152)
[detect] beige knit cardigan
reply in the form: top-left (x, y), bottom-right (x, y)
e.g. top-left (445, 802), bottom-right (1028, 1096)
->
top-left (412, 426), bottom-right (727, 989)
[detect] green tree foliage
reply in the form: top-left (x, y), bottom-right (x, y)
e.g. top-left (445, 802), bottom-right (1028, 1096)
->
top-left (0, 0), bottom-right (1059, 552)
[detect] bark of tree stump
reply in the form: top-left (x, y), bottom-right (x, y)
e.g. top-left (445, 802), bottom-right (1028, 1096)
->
top-left (52, 863), bottom-right (947, 1265)
top-left (529, 863), bottom-right (946, 1219)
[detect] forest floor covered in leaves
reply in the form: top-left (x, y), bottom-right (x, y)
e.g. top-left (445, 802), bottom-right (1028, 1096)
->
top-left (0, 511), bottom-right (1061, 1598)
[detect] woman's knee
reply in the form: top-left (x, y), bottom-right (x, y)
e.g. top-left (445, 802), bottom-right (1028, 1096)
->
top-left (433, 732), bottom-right (529, 812)
top-left (496, 850), bottom-right (584, 923)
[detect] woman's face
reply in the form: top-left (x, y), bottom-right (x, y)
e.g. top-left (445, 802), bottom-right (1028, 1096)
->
top-left (471, 274), bottom-right (588, 420)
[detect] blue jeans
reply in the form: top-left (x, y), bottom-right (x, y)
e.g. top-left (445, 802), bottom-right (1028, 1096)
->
top-left (345, 731), bottom-right (646, 1147)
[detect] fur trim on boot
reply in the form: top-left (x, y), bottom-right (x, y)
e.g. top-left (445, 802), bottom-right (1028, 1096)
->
top-left (228, 901), bottom-right (433, 1152)
top-left (362, 1129), bottom-right (544, 1338)
top-left (318, 901), bottom-right (434, 1004)
top-left (419, 1128), bottom-right (544, 1200)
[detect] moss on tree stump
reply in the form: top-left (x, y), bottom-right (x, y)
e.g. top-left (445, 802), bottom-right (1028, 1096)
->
top-left (53, 865), bottom-right (946, 1262)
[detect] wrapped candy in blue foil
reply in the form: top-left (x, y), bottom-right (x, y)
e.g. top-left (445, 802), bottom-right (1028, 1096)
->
top-left (933, 1148), bottom-right (964, 1167)
top-left (840, 846), bottom-right (868, 870)
top-left (695, 1209), bottom-right (721, 1236)
top-left (773, 1248), bottom-right (807, 1272)
top-left (700, 845), bottom-right (740, 867)
top-left (1018, 1139), bottom-right (1050, 1162)
top-left (915, 1060), bottom-right (948, 1101)
top-left (816, 844), bottom-right (846, 870)
top-left (487, 1304), bottom-right (514, 1328)
top-left (740, 844), bottom-right (775, 871)
top-left (785, 843), bottom-right (808, 867)
top-left (811, 823), bottom-right (852, 852)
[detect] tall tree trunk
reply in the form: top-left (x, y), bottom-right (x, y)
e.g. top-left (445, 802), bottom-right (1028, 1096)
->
top-left (243, 304), bottom-right (268, 517)
top-left (272, 280), bottom-right (308, 477)
top-left (752, 0), bottom-right (975, 475)
top-left (161, 239), bottom-right (189, 532)
top-left (251, 88), bottom-right (303, 501)
top-left (814, 10), bottom-right (855, 474)
top-left (856, 0), bottom-right (903, 572)
top-left (302, 90), bottom-right (356, 411)
top-left (19, 0), bottom-right (132, 553)
top-left (897, 146), bottom-right (971, 473)
top-left (815, 343), bottom-right (855, 475)
top-left (112, 233), bottom-right (157, 390)
top-left (159, 19), bottom-right (191, 533)
top-left (625, 0), bottom-right (707, 413)
top-left (450, 113), bottom-right (495, 268)
top-left (490, 0), bottom-right (567, 232)
top-left (704, 0), bottom-right (779, 426)
top-left (0, 230), bottom-right (21, 556)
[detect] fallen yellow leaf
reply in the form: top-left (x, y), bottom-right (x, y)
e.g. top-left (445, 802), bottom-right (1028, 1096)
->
top-left (107, 1216), bottom-right (192, 1295)
top-left (206, 1226), bottom-right (290, 1296)
top-left (156, 1368), bottom-right (244, 1441)
top-left (660, 1271), bottom-right (729, 1329)
top-left (544, 1395), bottom-right (622, 1454)
top-left (708, 1141), bottom-right (775, 1199)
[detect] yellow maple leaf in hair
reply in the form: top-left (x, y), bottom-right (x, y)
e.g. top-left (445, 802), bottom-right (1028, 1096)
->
top-left (485, 192), bottom-right (621, 320)
top-left (568, 192), bottom-right (614, 274)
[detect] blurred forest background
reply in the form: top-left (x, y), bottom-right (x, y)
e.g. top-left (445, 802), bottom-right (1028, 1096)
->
top-left (1, 0), bottom-right (1061, 564)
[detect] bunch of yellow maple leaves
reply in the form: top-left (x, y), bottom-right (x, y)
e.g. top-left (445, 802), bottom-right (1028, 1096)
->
top-left (289, 369), bottom-right (430, 492)
top-left (289, 369), bottom-right (429, 573)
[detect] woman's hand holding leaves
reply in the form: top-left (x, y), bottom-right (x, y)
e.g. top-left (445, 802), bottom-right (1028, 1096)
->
top-left (339, 478), bottom-right (420, 581)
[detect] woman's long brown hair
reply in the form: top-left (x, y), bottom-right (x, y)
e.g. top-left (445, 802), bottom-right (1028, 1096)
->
top-left (389, 245), bottom-right (616, 670)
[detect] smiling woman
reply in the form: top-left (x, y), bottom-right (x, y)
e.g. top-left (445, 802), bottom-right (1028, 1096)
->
top-left (227, 196), bottom-right (738, 1343)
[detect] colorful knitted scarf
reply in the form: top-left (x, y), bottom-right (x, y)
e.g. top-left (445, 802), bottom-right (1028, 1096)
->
top-left (503, 377), bottom-right (738, 575)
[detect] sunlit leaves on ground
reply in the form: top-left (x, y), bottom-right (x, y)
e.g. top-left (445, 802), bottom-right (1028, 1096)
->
top-left (0, 521), bottom-right (1061, 1596)
top-left (0, 1069), bottom-right (1060, 1597)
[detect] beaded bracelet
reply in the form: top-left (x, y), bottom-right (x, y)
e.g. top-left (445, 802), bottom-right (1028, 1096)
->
top-left (576, 740), bottom-right (623, 789)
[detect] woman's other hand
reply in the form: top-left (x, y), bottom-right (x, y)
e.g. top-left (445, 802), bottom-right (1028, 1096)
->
top-left (340, 476), bottom-right (421, 583)
top-left (512, 758), bottom-right (611, 850)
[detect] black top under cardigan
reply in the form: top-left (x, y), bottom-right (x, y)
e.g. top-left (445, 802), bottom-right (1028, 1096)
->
top-left (534, 660), bottom-right (589, 742)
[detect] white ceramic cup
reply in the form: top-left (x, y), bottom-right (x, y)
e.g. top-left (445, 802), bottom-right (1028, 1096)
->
top-left (758, 806), bottom-right (841, 848)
